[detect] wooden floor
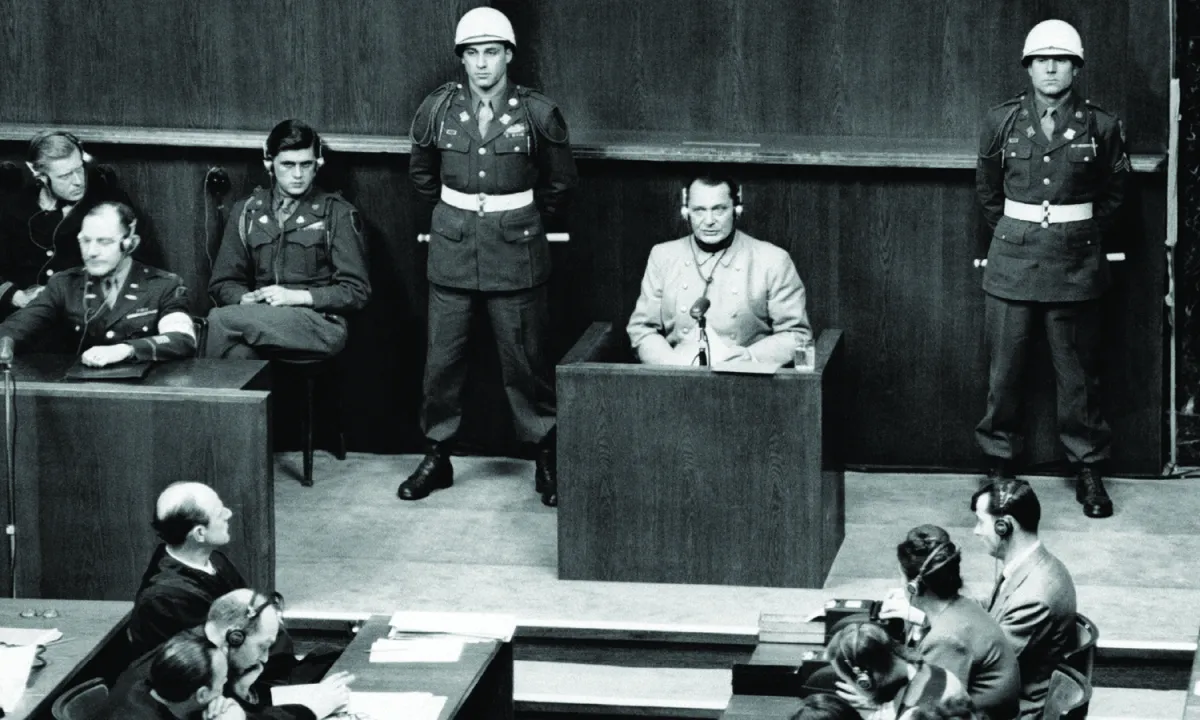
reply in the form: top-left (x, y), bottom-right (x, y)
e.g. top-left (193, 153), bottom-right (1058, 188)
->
top-left (274, 452), bottom-right (1197, 719)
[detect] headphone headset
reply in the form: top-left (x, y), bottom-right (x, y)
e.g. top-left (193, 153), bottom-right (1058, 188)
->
top-left (262, 136), bottom-right (326, 174)
top-left (225, 592), bottom-right (283, 649)
top-left (680, 181), bottom-right (744, 222)
top-left (904, 541), bottom-right (961, 596)
top-left (849, 623), bottom-right (874, 692)
top-left (119, 218), bottom-right (138, 254)
top-left (27, 131), bottom-right (93, 182)
top-left (992, 481), bottom-right (1021, 538)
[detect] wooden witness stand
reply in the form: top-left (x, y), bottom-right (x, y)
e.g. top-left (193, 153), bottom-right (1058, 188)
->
top-left (557, 323), bottom-right (846, 588)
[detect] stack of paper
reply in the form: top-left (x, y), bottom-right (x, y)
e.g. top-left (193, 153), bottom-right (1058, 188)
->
top-left (274, 686), bottom-right (447, 720)
top-left (0, 627), bottom-right (62, 646)
top-left (369, 637), bottom-right (464, 663)
top-left (0, 645), bottom-right (38, 713)
top-left (387, 611), bottom-right (516, 642)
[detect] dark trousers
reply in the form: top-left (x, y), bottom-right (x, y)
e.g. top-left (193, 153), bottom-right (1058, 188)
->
top-left (205, 305), bottom-right (347, 362)
top-left (421, 283), bottom-right (555, 445)
top-left (975, 294), bottom-right (1110, 465)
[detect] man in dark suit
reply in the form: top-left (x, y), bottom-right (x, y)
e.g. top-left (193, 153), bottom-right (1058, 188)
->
top-left (403, 6), bottom-right (577, 507)
top-left (975, 19), bottom-right (1129, 518)
top-left (102, 632), bottom-right (239, 720)
top-left (971, 480), bottom-right (1077, 718)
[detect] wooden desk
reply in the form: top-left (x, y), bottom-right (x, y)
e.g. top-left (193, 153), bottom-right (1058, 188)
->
top-left (327, 615), bottom-right (513, 720)
top-left (557, 325), bottom-right (846, 588)
top-left (0, 356), bottom-right (272, 599)
top-left (722, 695), bottom-right (805, 720)
top-left (1, 598), bottom-right (130, 720)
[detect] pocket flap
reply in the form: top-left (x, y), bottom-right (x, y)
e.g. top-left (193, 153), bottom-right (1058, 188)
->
top-left (432, 205), bottom-right (467, 241)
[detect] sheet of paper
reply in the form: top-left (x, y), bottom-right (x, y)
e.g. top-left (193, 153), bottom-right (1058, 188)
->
top-left (387, 611), bottom-right (516, 642)
top-left (0, 627), bottom-right (62, 646)
top-left (333, 691), bottom-right (447, 720)
top-left (0, 644), bottom-right (38, 712)
top-left (369, 637), bottom-right (464, 663)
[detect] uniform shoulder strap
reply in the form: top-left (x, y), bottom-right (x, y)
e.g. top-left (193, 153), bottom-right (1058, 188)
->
top-left (411, 82), bottom-right (460, 147)
top-left (516, 86), bottom-right (570, 145)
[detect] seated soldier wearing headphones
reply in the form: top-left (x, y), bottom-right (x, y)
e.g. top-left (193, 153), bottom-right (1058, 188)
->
top-left (879, 525), bottom-right (1020, 719)
top-left (826, 621), bottom-right (970, 719)
top-left (114, 589), bottom-right (355, 720)
top-left (971, 480), bottom-right (1076, 719)
top-left (0, 201), bottom-right (196, 365)
top-left (626, 173), bottom-right (811, 367)
top-left (207, 119), bottom-right (370, 361)
top-left (0, 131), bottom-right (141, 320)
top-left (102, 631), bottom-right (241, 720)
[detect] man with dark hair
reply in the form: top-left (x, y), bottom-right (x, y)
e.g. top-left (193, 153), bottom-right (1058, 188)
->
top-left (402, 7), bottom-right (578, 507)
top-left (0, 201), bottom-right (195, 364)
top-left (627, 173), bottom-right (811, 367)
top-left (103, 632), bottom-right (238, 719)
top-left (882, 525), bottom-right (1020, 719)
top-left (971, 480), bottom-right (1077, 718)
top-left (0, 131), bottom-right (139, 320)
top-left (207, 119), bottom-right (370, 361)
top-left (128, 482), bottom-right (245, 658)
top-left (974, 19), bottom-right (1128, 519)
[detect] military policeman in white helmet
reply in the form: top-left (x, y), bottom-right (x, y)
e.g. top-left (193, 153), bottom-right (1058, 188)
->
top-left (975, 20), bottom-right (1130, 518)
top-left (402, 7), bottom-right (577, 507)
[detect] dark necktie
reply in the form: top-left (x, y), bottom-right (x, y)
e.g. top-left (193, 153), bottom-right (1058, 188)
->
top-left (478, 100), bottom-right (494, 137)
top-left (987, 573), bottom-right (1006, 610)
top-left (1041, 108), bottom-right (1057, 142)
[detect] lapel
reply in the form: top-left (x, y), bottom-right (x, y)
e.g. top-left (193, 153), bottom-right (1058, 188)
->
top-left (481, 86), bottom-right (523, 146)
top-left (994, 545), bottom-right (1046, 611)
top-left (719, 230), bottom-right (746, 268)
top-left (278, 191), bottom-right (327, 234)
top-left (247, 190), bottom-right (281, 243)
top-left (101, 262), bottom-right (148, 331)
top-left (1045, 94), bottom-right (1088, 154)
top-left (447, 89), bottom-right (484, 145)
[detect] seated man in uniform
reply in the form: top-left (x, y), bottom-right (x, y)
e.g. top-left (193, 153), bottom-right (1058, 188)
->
top-left (103, 631), bottom-right (240, 720)
top-left (0, 131), bottom-right (138, 320)
top-left (206, 119), bottom-right (370, 360)
top-left (128, 482), bottom-right (246, 658)
top-left (0, 201), bottom-right (195, 365)
top-left (627, 173), bottom-right (812, 367)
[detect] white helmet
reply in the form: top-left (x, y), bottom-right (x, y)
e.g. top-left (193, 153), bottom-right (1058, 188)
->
top-left (1022, 19), bottom-right (1084, 64)
top-left (455, 7), bottom-right (516, 50)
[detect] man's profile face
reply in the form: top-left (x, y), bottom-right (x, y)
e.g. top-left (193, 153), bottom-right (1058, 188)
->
top-left (271, 147), bottom-right (318, 199)
top-left (77, 210), bottom-right (127, 278)
top-left (197, 487), bottom-right (234, 547)
top-left (461, 42), bottom-right (512, 94)
top-left (227, 607), bottom-right (280, 676)
top-left (41, 149), bottom-right (87, 204)
top-left (972, 495), bottom-right (1004, 559)
top-left (686, 181), bottom-right (736, 244)
top-left (1027, 56), bottom-right (1078, 99)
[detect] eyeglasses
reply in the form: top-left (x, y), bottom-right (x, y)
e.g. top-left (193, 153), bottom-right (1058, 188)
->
top-left (18, 608), bottom-right (60, 619)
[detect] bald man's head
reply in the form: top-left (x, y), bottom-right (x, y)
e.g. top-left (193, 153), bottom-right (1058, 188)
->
top-left (206, 589), bottom-right (282, 675)
top-left (151, 482), bottom-right (232, 547)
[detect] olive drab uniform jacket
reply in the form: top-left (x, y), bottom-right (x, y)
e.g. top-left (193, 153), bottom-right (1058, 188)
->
top-left (409, 81), bottom-right (577, 291)
top-left (976, 92), bottom-right (1129, 303)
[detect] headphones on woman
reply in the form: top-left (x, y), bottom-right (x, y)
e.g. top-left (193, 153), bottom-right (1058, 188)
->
top-left (225, 592), bottom-right (283, 648)
top-left (904, 541), bottom-right (961, 596)
top-left (680, 181), bottom-right (744, 222)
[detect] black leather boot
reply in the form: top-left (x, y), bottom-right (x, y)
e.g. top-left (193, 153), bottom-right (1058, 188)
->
top-left (1075, 464), bottom-right (1113, 518)
top-left (535, 439), bottom-right (557, 508)
top-left (397, 441), bottom-right (453, 501)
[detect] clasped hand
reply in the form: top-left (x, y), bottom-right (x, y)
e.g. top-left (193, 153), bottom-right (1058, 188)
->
top-left (241, 285), bottom-right (307, 306)
top-left (80, 343), bottom-right (133, 367)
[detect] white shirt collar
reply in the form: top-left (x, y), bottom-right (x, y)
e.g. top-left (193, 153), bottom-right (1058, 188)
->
top-left (165, 545), bottom-right (216, 575)
top-left (1003, 539), bottom-right (1042, 579)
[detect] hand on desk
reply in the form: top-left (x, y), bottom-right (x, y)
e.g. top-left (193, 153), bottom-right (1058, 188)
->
top-left (80, 343), bottom-right (134, 367)
top-left (204, 696), bottom-right (246, 720)
top-left (305, 671), bottom-right (355, 719)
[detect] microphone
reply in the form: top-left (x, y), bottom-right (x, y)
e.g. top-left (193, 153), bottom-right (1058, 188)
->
top-left (689, 297), bottom-right (711, 320)
top-left (0, 337), bottom-right (13, 369)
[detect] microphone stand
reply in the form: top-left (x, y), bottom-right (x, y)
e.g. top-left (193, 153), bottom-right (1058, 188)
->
top-left (3, 361), bottom-right (14, 598)
top-left (696, 315), bottom-right (710, 367)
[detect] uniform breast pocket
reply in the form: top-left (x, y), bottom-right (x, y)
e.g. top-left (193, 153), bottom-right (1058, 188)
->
top-left (439, 130), bottom-right (470, 186)
top-left (496, 133), bottom-right (531, 156)
top-left (501, 205), bottom-right (544, 244)
top-left (286, 230), bottom-right (327, 279)
top-left (1003, 142), bottom-right (1033, 190)
top-left (246, 232), bottom-right (275, 276)
top-left (1066, 143), bottom-right (1100, 188)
